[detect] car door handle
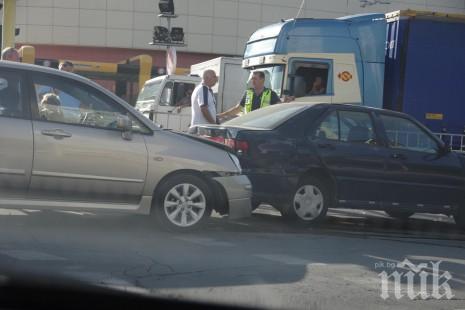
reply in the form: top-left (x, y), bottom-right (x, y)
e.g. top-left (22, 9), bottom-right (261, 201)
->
top-left (41, 129), bottom-right (72, 139)
top-left (391, 153), bottom-right (407, 160)
top-left (317, 143), bottom-right (335, 150)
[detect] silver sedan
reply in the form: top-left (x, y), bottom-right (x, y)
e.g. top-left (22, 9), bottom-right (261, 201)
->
top-left (0, 61), bottom-right (252, 231)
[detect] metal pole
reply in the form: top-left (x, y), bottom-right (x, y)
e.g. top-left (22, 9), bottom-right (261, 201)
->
top-left (166, 16), bottom-right (171, 73)
top-left (2, 0), bottom-right (17, 50)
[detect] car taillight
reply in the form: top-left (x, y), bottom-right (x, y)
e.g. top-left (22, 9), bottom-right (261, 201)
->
top-left (225, 138), bottom-right (249, 155)
top-left (206, 136), bottom-right (225, 144)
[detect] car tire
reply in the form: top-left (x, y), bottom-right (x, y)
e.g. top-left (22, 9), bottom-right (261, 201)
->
top-left (282, 177), bottom-right (331, 225)
top-left (386, 211), bottom-right (414, 220)
top-left (453, 208), bottom-right (465, 230)
top-left (152, 173), bottom-right (213, 232)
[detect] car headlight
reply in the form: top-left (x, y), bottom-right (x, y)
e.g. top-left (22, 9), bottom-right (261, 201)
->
top-left (228, 153), bottom-right (242, 174)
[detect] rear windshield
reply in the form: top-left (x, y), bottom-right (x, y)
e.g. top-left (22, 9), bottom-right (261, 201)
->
top-left (224, 104), bottom-right (308, 129)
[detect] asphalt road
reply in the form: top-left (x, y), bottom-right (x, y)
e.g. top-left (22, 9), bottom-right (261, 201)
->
top-left (0, 206), bottom-right (464, 310)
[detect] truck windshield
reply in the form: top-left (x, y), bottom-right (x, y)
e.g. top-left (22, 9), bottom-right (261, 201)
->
top-left (137, 80), bottom-right (162, 101)
top-left (254, 65), bottom-right (285, 97)
top-left (244, 38), bottom-right (277, 58)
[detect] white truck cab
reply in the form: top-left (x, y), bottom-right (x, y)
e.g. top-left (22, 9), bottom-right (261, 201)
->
top-left (136, 75), bottom-right (201, 131)
top-left (136, 57), bottom-right (249, 132)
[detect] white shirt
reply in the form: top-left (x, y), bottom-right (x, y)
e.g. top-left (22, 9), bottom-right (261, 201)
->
top-left (191, 84), bottom-right (217, 126)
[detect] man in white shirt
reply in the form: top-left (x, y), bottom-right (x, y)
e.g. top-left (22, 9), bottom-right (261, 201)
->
top-left (190, 70), bottom-right (218, 127)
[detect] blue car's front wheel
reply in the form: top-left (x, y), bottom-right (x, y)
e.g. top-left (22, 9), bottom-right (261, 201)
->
top-left (282, 177), bottom-right (331, 225)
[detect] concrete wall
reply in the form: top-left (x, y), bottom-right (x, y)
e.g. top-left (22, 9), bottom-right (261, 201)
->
top-left (3, 0), bottom-right (465, 56)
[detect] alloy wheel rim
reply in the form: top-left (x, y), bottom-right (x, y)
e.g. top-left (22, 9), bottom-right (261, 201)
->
top-left (164, 183), bottom-right (206, 227)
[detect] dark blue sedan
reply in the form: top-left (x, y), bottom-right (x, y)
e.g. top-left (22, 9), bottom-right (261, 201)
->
top-left (193, 103), bottom-right (465, 228)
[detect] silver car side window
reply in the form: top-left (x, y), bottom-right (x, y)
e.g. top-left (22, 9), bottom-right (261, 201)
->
top-left (32, 75), bottom-right (148, 133)
top-left (0, 73), bottom-right (24, 118)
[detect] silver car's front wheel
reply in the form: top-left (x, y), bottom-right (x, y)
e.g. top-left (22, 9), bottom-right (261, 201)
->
top-left (164, 183), bottom-right (207, 227)
top-left (153, 173), bottom-right (212, 231)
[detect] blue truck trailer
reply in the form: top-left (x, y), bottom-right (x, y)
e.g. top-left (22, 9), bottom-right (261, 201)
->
top-left (241, 10), bottom-right (465, 144)
top-left (384, 11), bottom-right (465, 135)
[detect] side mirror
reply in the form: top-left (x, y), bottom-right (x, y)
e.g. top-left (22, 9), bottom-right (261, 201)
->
top-left (438, 143), bottom-right (451, 156)
top-left (117, 114), bottom-right (132, 131)
top-left (117, 115), bottom-right (133, 140)
top-left (283, 85), bottom-right (293, 97)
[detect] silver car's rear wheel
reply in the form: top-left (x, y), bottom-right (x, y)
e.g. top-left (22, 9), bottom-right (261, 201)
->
top-left (293, 185), bottom-right (324, 221)
top-left (164, 183), bottom-right (207, 227)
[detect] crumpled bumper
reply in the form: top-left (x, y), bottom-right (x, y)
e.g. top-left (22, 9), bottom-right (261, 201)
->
top-left (213, 175), bottom-right (252, 220)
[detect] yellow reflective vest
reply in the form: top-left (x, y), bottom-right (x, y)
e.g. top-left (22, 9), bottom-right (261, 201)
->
top-left (244, 88), bottom-right (272, 114)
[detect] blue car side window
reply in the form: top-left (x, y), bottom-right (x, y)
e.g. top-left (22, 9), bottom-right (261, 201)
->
top-left (381, 115), bottom-right (438, 154)
top-left (314, 111), bottom-right (338, 140)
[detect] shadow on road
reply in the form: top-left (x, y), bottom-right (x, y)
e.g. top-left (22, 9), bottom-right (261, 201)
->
top-left (0, 207), bottom-right (463, 240)
top-left (0, 208), bottom-right (464, 297)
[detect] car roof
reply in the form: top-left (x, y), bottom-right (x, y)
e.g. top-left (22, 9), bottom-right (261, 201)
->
top-left (0, 61), bottom-right (98, 86)
top-left (290, 102), bottom-right (410, 118)
top-left (144, 75), bottom-right (201, 85)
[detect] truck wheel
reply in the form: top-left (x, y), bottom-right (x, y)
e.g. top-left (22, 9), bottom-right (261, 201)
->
top-left (386, 211), bottom-right (414, 220)
top-left (453, 209), bottom-right (465, 230)
top-left (282, 177), bottom-right (330, 225)
top-left (153, 173), bottom-right (212, 231)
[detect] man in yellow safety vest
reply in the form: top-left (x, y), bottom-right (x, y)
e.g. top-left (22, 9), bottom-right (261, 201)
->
top-left (218, 71), bottom-right (281, 120)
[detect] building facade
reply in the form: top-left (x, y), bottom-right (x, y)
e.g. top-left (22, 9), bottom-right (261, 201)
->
top-left (2, 0), bottom-right (464, 66)
top-left (0, 0), bottom-right (461, 102)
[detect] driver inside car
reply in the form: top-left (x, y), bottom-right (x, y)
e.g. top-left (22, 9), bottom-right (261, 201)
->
top-left (39, 93), bottom-right (64, 122)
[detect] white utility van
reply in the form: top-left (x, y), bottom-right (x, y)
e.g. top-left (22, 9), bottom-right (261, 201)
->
top-left (136, 57), bottom-right (249, 131)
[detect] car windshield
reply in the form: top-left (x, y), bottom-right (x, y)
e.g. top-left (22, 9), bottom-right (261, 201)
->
top-left (224, 104), bottom-right (307, 129)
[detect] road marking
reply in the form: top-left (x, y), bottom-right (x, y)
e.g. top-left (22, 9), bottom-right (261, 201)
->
top-left (329, 209), bottom-right (388, 218)
top-left (253, 254), bottom-right (312, 266)
top-left (308, 263), bottom-right (328, 267)
top-left (57, 210), bottom-right (95, 216)
top-left (63, 270), bottom-right (148, 293)
top-left (175, 236), bottom-right (235, 247)
top-left (0, 209), bottom-right (28, 216)
top-left (1, 250), bottom-right (66, 261)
